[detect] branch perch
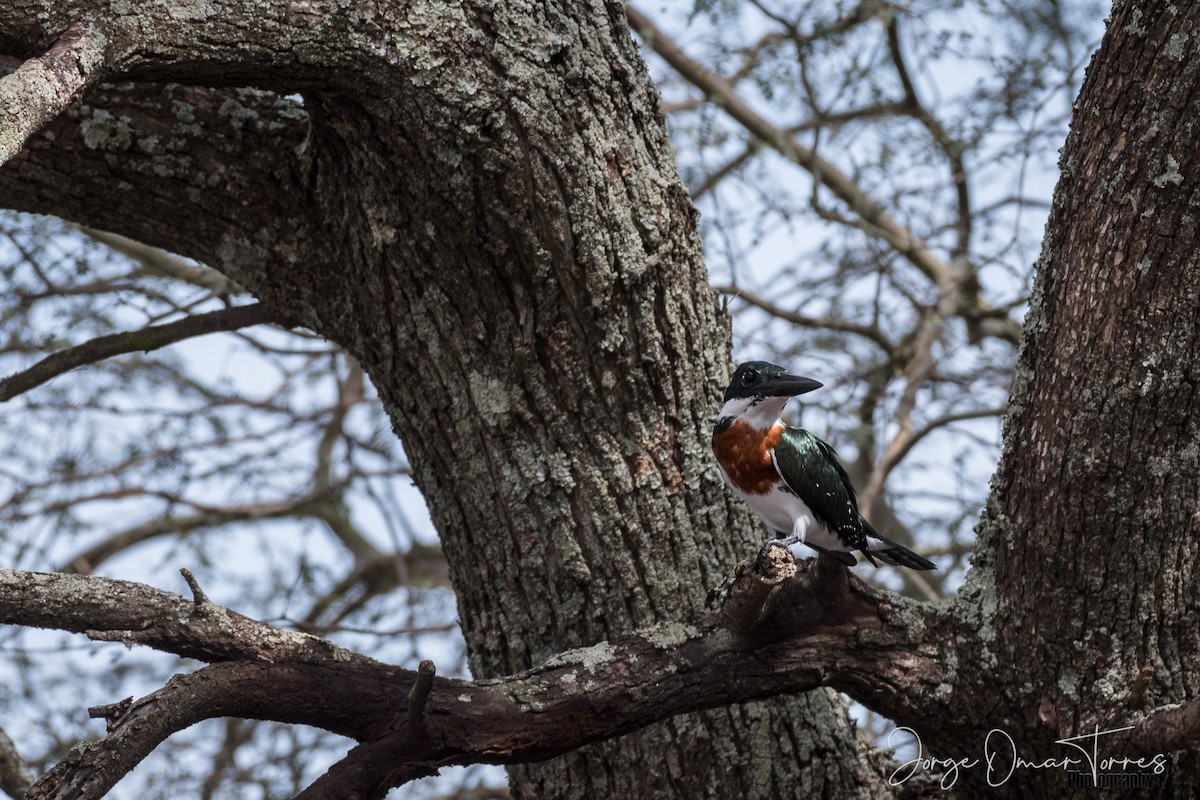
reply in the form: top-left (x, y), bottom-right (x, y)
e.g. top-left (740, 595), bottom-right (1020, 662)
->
top-left (7, 558), bottom-right (1196, 800)
top-left (6, 562), bottom-right (952, 799)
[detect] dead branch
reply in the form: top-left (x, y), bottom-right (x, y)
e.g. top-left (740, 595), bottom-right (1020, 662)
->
top-left (9, 549), bottom-right (1197, 799)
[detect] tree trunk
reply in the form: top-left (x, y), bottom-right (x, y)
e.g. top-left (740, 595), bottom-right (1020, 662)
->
top-left (296, 5), bottom-right (890, 795)
top-left (954, 1), bottom-right (1200, 794)
top-left (2, 0), bottom-right (887, 796)
top-left (3, 0), bottom-right (1200, 797)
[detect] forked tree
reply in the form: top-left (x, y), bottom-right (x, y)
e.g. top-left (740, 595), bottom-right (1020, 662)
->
top-left (0, 1), bottom-right (1197, 798)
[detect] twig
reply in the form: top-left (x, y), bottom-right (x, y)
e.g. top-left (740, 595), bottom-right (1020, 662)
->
top-left (7, 564), bottom-right (949, 799)
top-left (88, 698), bottom-right (134, 733)
top-left (407, 660), bottom-right (436, 739)
top-left (0, 303), bottom-right (285, 402)
top-left (625, 3), bottom-right (952, 288)
top-left (0, 22), bottom-right (111, 166)
top-left (711, 283), bottom-right (895, 351)
top-left (179, 568), bottom-right (209, 608)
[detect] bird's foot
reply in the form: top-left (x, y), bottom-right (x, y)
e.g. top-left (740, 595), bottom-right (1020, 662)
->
top-left (753, 535), bottom-right (801, 573)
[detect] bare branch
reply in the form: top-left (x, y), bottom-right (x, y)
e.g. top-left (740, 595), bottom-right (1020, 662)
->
top-left (876, 405), bottom-right (1008, 490)
top-left (858, 307), bottom-right (943, 516)
top-left (745, 0), bottom-right (886, 50)
top-left (0, 21), bottom-right (111, 166)
top-left (78, 227), bottom-right (232, 294)
top-left (886, 17), bottom-right (972, 263)
top-left (711, 283), bottom-right (895, 351)
top-left (57, 489), bottom-right (341, 574)
top-left (0, 303), bottom-right (286, 402)
top-left (626, 3), bottom-right (953, 288)
top-left (300, 541), bottom-right (451, 630)
top-left (627, 4), bottom-right (1022, 345)
top-left (11, 552), bottom-right (1197, 799)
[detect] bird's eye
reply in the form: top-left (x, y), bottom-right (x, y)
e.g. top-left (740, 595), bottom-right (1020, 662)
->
top-left (742, 370), bottom-right (760, 386)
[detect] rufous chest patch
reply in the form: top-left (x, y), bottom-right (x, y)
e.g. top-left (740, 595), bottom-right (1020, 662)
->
top-left (712, 420), bottom-right (783, 495)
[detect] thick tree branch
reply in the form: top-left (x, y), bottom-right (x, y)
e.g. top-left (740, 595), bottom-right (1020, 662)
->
top-left (0, 303), bottom-right (285, 402)
top-left (862, 404), bottom-right (1007, 512)
top-left (0, 21), bottom-right (110, 166)
top-left (9, 561), bottom-right (953, 799)
top-left (1, 82), bottom-right (317, 321)
top-left (26, 662), bottom-right (409, 800)
top-left (0, 569), bottom-right (381, 668)
top-left (10, 547), bottom-right (1195, 800)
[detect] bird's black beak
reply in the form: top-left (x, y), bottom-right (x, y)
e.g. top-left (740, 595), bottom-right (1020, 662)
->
top-left (760, 374), bottom-right (823, 397)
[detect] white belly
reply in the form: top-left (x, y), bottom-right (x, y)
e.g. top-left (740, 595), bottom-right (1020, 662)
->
top-left (716, 464), bottom-right (849, 553)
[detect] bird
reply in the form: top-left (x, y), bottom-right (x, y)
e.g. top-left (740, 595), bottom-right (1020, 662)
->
top-left (711, 360), bottom-right (935, 571)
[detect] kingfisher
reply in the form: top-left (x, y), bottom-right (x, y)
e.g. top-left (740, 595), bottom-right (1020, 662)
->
top-left (712, 360), bottom-right (935, 571)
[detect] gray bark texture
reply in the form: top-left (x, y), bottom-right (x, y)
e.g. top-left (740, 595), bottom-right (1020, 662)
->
top-left (1, 0), bottom-right (1199, 798)
top-left (2, 1), bottom-right (885, 797)
top-left (964, 0), bottom-right (1200, 794)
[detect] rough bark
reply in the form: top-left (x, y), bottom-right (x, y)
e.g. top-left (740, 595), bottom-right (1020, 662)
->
top-left (3, 0), bottom-right (1200, 798)
top-left (0, 561), bottom-right (946, 800)
top-left (961, 1), bottom-right (1200, 795)
top-left (1, 1), bottom-right (884, 796)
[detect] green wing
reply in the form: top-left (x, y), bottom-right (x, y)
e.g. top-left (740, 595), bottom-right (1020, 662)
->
top-left (773, 428), bottom-right (869, 551)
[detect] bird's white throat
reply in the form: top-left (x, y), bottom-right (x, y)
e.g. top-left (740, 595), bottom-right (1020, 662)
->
top-left (717, 395), bottom-right (789, 431)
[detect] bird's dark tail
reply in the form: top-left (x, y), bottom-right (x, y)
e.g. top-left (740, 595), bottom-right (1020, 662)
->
top-left (865, 533), bottom-right (936, 570)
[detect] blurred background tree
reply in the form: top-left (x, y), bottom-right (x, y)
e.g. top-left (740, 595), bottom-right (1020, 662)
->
top-left (0, 1), bottom-right (1105, 797)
